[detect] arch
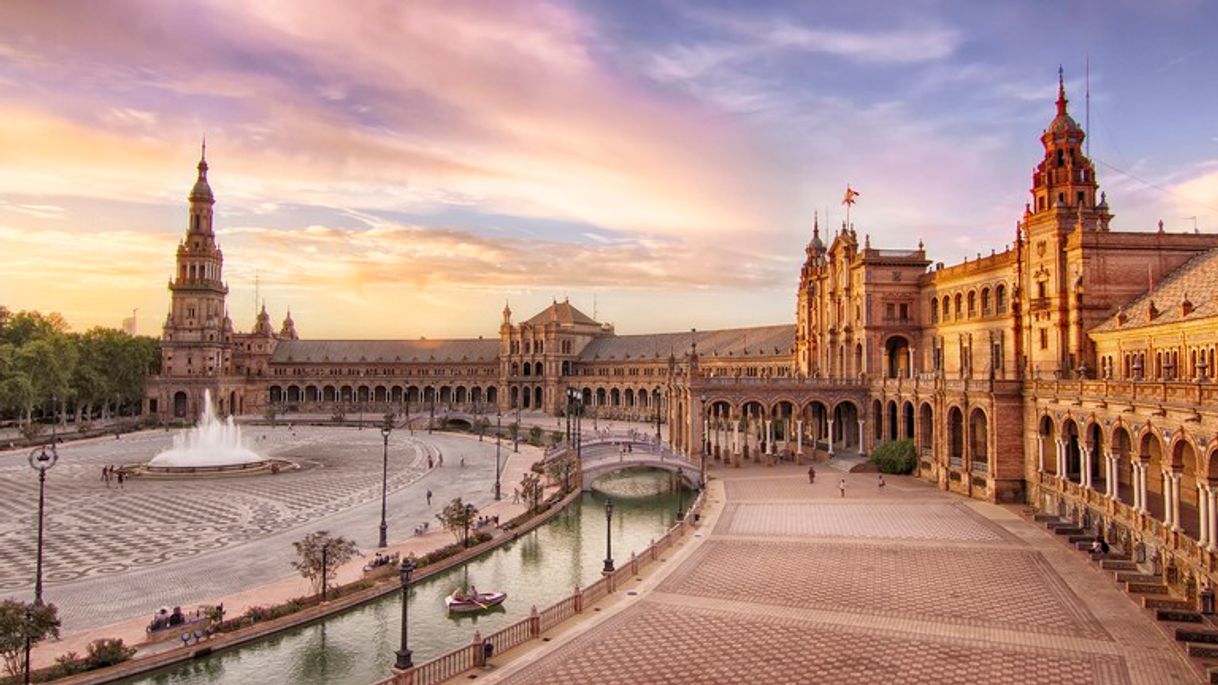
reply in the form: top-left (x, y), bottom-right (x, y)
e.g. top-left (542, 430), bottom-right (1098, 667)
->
top-left (885, 335), bottom-right (910, 378)
top-left (230, 390), bottom-right (238, 416)
top-left (287, 385), bottom-right (301, 403)
top-left (511, 362), bottom-right (520, 376)
top-left (1061, 418), bottom-right (1081, 484)
top-left (947, 406), bottom-right (964, 466)
top-left (596, 387), bottom-right (607, 406)
top-left (1111, 424), bottom-right (1133, 503)
top-left (470, 386), bottom-right (483, 405)
top-left (486, 386), bottom-right (498, 407)
top-left (1140, 429), bottom-right (1166, 524)
top-left (968, 408), bottom-right (988, 473)
top-left (374, 386), bottom-right (387, 403)
top-left (533, 386), bottom-right (542, 409)
top-left (1085, 421), bottom-right (1104, 489)
top-left (995, 283), bottom-right (1008, 313)
top-left (406, 386), bottom-right (420, 403)
top-left (902, 401), bottom-right (914, 441)
top-left (942, 295), bottom-right (951, 320)
top-left (534, 361), bottom-right (544, 377)
top-left (636, 389), bottom-right (648, 408)
top-left (455, 386), bottom-right (468, 405)
top-left (1174, 438), bottom-right (1200, 537)
top-left (610, 388), bottom-right (621, 407)
top-left (917, 402), bottom-right (933, 458)
top-left (357, 385), bottom-right (370, 402)
top-left (832, 400), bottom-right (860, 452)
top-left (305, 385), bottom-right (319, 402)
top-left (522, 363), bottom-right (531, 377)
top-left (871, 399), bottom-right (883, 440)
top-left (885, 400), bottom-right (898, 441)
top-left (439, 386), bottom-right (452, 403)
top-left (980, 287), bottom-right (992, 316)
top-left (340, 385), bottom-right (353, 402)
top-left (582, 387), bottom-right (593, 405)
top-left (953, 293), bottom-right (963, 320)
top-left (173, 391), bottom-right (189, 418)
top-left (510, 385), bottom-right (520, 409)
top-left (966, 290), bottom-right (977, 318)
top-left (624, 388), bottom-right (635, 408)
top-left (1039, 415), bottom-right (1056, 475)
top-left (931, 298), bottom-right (939, 324)
top-left (561, 360), bottom-right (571, 376)
top-left (323, 385), bottom-right (336, 402)
top-left (391, 386), bottom-right (403, 403)
top-left (741, 400), bottom-right (767, 461)
top-left (269, 385), bottom-right (284, 404)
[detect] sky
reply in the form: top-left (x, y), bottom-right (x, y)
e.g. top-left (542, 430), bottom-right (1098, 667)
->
top-left (1, 0), bottom-right (1217, 339)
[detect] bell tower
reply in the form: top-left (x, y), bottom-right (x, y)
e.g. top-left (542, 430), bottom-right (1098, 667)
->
top-left (160, 142), bottom-right (233, 384)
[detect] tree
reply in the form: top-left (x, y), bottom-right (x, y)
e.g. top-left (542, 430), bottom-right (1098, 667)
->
top-left (0, 600), bottom-right (61, 679)
top-left (520, 472), bottom-right (545, 513)
top-left (291, 531), bottom-right (361, 597)
top-left (436, 497), bottom-right (478, 547)
top-left (528, 425), bottom-right (543, 446)
top-left (544, 453), bottom-right (578, 492)
top-left (508, 421), bottom-right (520, 443)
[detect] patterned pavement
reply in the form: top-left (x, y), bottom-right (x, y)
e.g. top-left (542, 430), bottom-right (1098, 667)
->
top-left (0, 426), bottom-right (506, 630)
top-left (490, 469), bottom-right (1201, 685)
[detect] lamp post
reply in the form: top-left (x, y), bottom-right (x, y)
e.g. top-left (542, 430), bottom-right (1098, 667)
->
top-left (428, 387), bottom-right (435, 434)
top-left (494, 410), bottom-right (503, 501)
top-left (379, 420), bottom-right (391, 548)
top-left (23, 604), bottom-right (32, 685)
top-left (602, 499), bottom-right (615, 574)
top-left (699, 393), bottom-right (708, 489)
top-left (514, 403), bottom-right (520, 453)
top-left (28, 437), bottom-right (59, 607)
top-left (395, 559), bottom-right (416, 669)
top-left (654, 389), bottom-right (661, 443)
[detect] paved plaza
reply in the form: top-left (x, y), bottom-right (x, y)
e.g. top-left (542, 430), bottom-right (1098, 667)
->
top-left (0, 424), bottom-right (511, 632)
top-left (487, 465), bottom-right (1202, 685)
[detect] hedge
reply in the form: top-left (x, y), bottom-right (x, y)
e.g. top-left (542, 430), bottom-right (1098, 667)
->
top-left (870, 439), bottom-right (917, 474)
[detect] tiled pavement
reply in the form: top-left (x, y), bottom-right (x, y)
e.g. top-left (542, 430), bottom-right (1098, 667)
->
top-left (489, 468), bottom-right (1201, 685)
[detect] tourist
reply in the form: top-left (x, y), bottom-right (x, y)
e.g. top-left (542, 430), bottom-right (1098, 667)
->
top-left (839, 478), bottom-right (846, 498)
top-left (168, 606), bottom-right (185, 627)
top-left (116, 470), bottom-right (125, 490)
top-left (101, 465), bottom-right (109, 486)
top-left (426, 489), bottom-right (433, 506)
top-left (877, 475), bottom-right (886, 491)
top-left (460, 456), bottom-right (465, 468)
top-left (512, 488), bottom-right (520, 504)
top-left (807, 465), bottom-right (816, 484)
top-left (427, 455), bottom-right (434, 469)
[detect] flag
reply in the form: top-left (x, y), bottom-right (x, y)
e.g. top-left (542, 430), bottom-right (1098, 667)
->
top-left (843, 186), bottom-right (860, 206)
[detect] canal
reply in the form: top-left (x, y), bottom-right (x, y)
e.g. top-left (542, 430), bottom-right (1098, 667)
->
top-left (120, 468), bottom-right (689, 685)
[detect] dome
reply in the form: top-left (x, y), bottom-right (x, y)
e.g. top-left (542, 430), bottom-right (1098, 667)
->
top-left (189, 159), bottom-right (214, 202)
top-left (1047, 112), bottom-right (1082, 136)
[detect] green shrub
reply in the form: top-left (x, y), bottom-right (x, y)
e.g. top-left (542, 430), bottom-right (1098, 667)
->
top-left (870, 439), bottom-right (917, 474)
top-left (84, 638), bottom-right (136, 668)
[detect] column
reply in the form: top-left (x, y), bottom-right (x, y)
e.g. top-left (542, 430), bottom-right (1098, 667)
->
top-left (1104, 452), bottom-right (1116, 500)
top-left (858, 419), bottom-right (866, 457)
top-left (1208, 486), bottom-right (1217, 553)
top-left (764, 419), bottom-right (773, 457)
top-left (1138, 463), bottom-right (1149, 514)
top-left (1199, 484), bottom-right (1209, 547)
top-left (1054, 439), bottom-right (1064, 481)
top-left (828, 417), bottom-right (836, 457)
top-left (908, 347), bottom-right (915, 379)
top-left (1080, 447), bottom-right (1092, 490)
top-left (732, 415), bottom-right (740, 459)
top-left (1130, 462), bottom-right (1140, 511)
top-left (1162, 470), bottom-right (1174, 527)
top-left (796, 419), bottom-right (804, 457)
top-left (1037, 435), bottom-right (1044, 473)
top-left (1171, 472), bottom-right (1183, 532)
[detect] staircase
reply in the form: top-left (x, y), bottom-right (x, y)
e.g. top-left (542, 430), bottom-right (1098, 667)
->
top-left (1031, 512), bottom-right (1218, 683)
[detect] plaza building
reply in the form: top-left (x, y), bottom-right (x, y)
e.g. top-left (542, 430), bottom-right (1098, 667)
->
top-left (147, 72), bottom-right (1218, 599)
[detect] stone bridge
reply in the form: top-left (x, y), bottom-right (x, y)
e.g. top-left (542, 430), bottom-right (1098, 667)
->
top-left (546, 431), bottom-right (703, 490)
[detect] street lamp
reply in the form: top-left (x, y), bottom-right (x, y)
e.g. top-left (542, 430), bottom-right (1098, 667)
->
top-left (602, 499), bottom-right (615, 574)
top-left (379, 420), bottom-right (392, 548)
top-left (494, 410), bottom-right (503, 501)
top-left (395, 559), bottom-right (416, 669)
top-left (28, 439), bottom-right (59, 607)
top-left (699, 393), bottom-right (708, 489)
top-left (654, 389), bottom-right (661, 443)
top-left (514, 402), bottom-right (520, 453)
top-left (428, 387), bottom-right (435, 434)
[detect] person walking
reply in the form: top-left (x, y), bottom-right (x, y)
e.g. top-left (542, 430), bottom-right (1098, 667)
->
top-left (807, 465), bottom-right (816, 484)
top-left (116, 470), bottom-right (126, 490)
top-left (426, 489), bottom-right (433, 506)
top-left (877, 474), bottom-right (886, 491)
top-left (838, 478), bottom-right (846, 498)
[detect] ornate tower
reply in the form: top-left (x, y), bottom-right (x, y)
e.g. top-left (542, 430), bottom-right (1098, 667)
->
top-left (1021, 69), bottom-right (1113, 377)
top-left (795, 213), bottom-right (826, 376)
top-left (156, 143), bottom-right (234, 416)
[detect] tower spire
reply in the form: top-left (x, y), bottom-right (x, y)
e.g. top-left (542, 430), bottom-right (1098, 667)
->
top-left (1056, 65), bottom-right (1068, 116)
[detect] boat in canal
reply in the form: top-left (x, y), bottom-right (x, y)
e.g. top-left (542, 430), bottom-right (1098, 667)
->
top-left (445, 589), bottom-right (507, 613)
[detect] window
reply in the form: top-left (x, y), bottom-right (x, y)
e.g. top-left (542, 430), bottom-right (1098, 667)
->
top-left (967, 292), bottom-right (976, 317)
top-left (954, 294), bottom-right (962, 320)
top-left (996, 285), bottom-right (1007, 314)
top-left (981, 288), bottom-right (991, 316)
top-left (1037, 281), bottom-right (1047, 299)
top-left (931, 299), bottom-right (939, 323)
top-left (899, 303), bottom-right (909, 321)
top-left (1039, 329), bottom-right (1048, 350)
top-left (885, 303), bottom-right (895, 321)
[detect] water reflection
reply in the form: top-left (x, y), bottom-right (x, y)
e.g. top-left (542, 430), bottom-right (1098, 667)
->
top-left (119, 468), bottom-right (690, 685)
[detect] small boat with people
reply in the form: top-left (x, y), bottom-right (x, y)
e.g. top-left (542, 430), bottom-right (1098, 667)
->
top-left (445, 586), bottom-right (507, 613)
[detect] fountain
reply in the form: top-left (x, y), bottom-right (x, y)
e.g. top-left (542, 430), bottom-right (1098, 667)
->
top-left (144, 389), bottom-right (273, 475)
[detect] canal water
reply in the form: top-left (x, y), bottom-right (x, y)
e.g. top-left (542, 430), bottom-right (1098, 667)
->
top-left (121, 469), bottom-right (689, 685)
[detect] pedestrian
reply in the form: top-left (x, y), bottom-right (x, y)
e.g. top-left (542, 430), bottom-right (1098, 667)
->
top-left (807, 465), bottom-right (816, 484)
top-left (438, 453), bottom-right (443, 466)
top-left (117, 470), bottom-right (126, 490)
top-left (838, 478), bottom-right (846, 498)
top-left (101, 465), bottom-right (108, 483)
top-left (427, 455), bottom-right (434, 469)
top-left (512, 488), bottom-right (520, 504)
top-left (426, 489), bottom-right (432, 506)
top-left (877, 475), bottom-right (886, 491)
top-left (460, 456), bottom-right (465, 468)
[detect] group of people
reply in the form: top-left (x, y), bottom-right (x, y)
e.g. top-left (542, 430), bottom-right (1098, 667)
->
top-left (148, 606), bottom-right (187, 632)
top-left (100, 465), bottom-right (126, 489)
top-left (806, 466), bottom-right (885, 497)
top-left (365, 551), bottom-right (399, 570)
top-left (475, 514), bottom-right (500, 528)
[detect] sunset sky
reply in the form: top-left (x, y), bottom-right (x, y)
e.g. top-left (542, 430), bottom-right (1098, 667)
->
top-left (2, 1), bottom-right (1217, 339)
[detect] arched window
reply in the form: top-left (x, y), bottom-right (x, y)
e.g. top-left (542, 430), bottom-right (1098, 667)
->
top-left (995, 284), bottom-right (1007, 314)
top-left (980, 288), bottom-right (991, 316)
top-left (930, 299), bottom-right (939, 323)
top-left (967, 291), bottom-right (976, 318)
top-left (954, 294), bottom-right (963, 320)
top-left (942, 296), bottom-right (951, 320)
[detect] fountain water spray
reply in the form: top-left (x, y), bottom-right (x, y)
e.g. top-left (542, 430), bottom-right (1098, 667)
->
top-left (148, 389), bottom-right (265, 468)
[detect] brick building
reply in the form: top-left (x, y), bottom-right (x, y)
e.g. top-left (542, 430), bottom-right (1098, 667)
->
top-left (147, 71), bottom-right (1218, 596)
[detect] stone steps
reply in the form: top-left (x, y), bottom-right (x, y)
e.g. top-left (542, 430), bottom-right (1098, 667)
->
top-left (1126, 581), bottom-right (1170, 595)
top-left (1188, 644), bottom-right (1218, 659)
top-left (1115, 571), bottom-right (1162, 584)
top-left (1208, 665), bottom-right (1218, 684)
top-left (1101, 559), bottom-right (1137, 571)
top-left (1157, 608), bottom-right (1204, 623)
top-left (1177, 628), bottom-right (1218, 645)
top-left (1145, 596), bottom-right (1195, 611)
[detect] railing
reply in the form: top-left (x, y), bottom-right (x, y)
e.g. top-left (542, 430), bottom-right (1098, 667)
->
top-left (374, 489), bottom-right (708, 685)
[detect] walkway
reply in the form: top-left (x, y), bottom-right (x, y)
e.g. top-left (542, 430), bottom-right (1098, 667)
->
top-left (2, 427), bottom-right (538, 670)
top-left (476, 464), bottom-right (1202, 684)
